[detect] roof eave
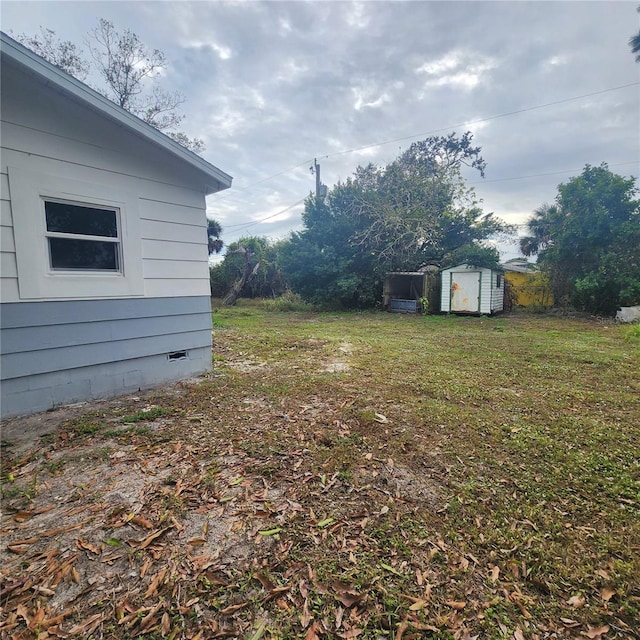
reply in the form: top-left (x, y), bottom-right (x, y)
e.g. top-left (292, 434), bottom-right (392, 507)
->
top-left (0, 32), bottom-right (232, 195)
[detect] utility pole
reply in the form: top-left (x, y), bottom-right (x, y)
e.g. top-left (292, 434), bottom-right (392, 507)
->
top-left (313, 158), bottom-right (320, 197)
top-left (311, 158), bottom-right (327, 199)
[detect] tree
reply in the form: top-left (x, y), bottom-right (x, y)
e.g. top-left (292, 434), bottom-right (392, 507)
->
top-left (210, 237), bottom-right (285, 300)
top-left (522, 164), bottom-right (640, 314)
top-left (630, 6), bottom-right (640, 62)
top-left (15, 27), bottom-right (88, 79)
top-left (519, 203), bottom-right (560, 258)
top-left (207, 219), bottom-right (224, 256)
top-left (15, 20), bottom-right (204, 152)
top-left (279, 132), bottom-right (505, 308)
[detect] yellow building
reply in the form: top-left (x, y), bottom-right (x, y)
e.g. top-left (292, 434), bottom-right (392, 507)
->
top-left (502, 260), bottom-right (553, 308)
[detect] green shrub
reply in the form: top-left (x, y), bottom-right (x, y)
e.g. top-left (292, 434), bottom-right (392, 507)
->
top-left (623, 323), bottom-right (640, 341)
top-left (260, 291), bottom-right (314, 312)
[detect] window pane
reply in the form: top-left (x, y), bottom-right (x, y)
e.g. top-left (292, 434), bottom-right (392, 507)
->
top-left (45, 201), bottom-right (117, 237)
top-left (49, 238), bottom-right (118, 270)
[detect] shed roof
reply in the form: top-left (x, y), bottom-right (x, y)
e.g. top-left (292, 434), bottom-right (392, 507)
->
top-left (441, 263), bottom-right (503, 272)
top-left (0, 31), bottom-right (232, 195)
top-left (500, 260), bottom-right (538, 274)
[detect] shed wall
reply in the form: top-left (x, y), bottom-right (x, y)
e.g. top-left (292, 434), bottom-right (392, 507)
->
top-left (441, 266), bottom-right (504, 314)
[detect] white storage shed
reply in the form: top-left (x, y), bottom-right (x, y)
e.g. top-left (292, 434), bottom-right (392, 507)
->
top-left (0, 33), bottom-right (232, 418)
top-left (440, 264), bottom-right (504, 315)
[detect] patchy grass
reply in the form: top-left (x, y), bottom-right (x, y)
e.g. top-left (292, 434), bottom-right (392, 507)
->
top-left (121, 406), bottom-right (169, 423)
top-left (1, 305), bottom-right (638, 639)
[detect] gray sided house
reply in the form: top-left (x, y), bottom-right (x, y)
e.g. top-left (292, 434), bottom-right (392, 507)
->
top-left (440, 264), bottom-right (504, 315)
top-left (0, 33), bottom-right (232, 419)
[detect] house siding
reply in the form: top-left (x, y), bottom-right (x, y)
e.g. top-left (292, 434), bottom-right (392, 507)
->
top-left (0, 63), bottom-right (212, 303)
top-left (0, 170), bottom-right (19, 301)
top-left (0, 296), bottom-right (212, 418)
top-left (0, 44), bottom-right (229, 418)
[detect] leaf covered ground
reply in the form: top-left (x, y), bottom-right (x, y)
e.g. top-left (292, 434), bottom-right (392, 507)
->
top-left (1, 305), bottom-right (639, 640)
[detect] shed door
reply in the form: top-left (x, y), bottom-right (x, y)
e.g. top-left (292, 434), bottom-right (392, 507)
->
top-left (450, 271), bottom-right (480, 312)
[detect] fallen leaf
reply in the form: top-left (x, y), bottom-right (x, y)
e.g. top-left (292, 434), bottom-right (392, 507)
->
top-left (131, 516), bottom-right (154, 529)
top-left (380, 562), bottom-right (402, 576)
top-left (144, 568), bottom-right (167, 598)
top-left (582, 625), bottom-right (610, 639)
top-left (335, 605), bottom-right (344, 630)
top-left (409, 600), bottom-right (427, 611)
top-left (42, 520), bottom-right (91, 537)
top-left (567, 594), bottom-right (586, 608)
top-left (255, 572), bottom-right (276, 591)
top-left (136, 526), bottom-right (173, 550)
top-left (105, 537), bottom-right (122, 547)
top-left (300, 598), bottom-right (312, 628)
top-left (317, 517), bottom-right (335, 528)
top-left (331, 581), bottom-right (364, 608)
top-left (219, 602), bottom-right (248, 615)
top-left (305, 621), bottom-right (321, 640)
top-left (489, 565), bottom-right (500, 584)
top-left (395, 621), bottom-right (408, 640)
top-left (68, 613), bottom-right (104, 635)
top-left (560, 617), bottom-right (580, 627)
top-left (444, 600), bottom-right (466, 610)
top-left (247, 621), bottom-right (267, 640)
top-left (77, 539), bottom-right (101, 555)
top-left (139, 600), bottom-right (165, 631)
top-left (258, 528), bottom-right (282, 536)
top-left (154, 613), bottom-right (168, 637)
top-left (600, 587), bottom-right (615, 602)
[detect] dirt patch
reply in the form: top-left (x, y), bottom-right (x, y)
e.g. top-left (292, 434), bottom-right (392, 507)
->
top-left (1, 379), bottom-right (199, 457)
top-left (322, 341), bottom-right (353, 373)
top-left (0, 376), bottom-right (449, 639)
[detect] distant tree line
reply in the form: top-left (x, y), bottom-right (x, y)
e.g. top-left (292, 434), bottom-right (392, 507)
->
top-left (212, 150), bottom-right (639, 317)
top-left (212, 132), bottom-right (506, 308)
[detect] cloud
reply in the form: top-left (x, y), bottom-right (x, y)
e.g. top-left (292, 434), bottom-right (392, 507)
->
top-left (352, 87), bottom-right (391, 110)
top-left (416, 50), bottom-right (497, 91)
top-left (2, 0), bottom-right (637, 261)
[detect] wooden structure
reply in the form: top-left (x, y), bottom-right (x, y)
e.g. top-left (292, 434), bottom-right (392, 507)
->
top-left (383, 269), bottom-right (440, 313)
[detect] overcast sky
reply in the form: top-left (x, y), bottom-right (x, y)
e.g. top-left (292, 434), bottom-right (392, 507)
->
top-left (2, 1), bottom-right (639, 261)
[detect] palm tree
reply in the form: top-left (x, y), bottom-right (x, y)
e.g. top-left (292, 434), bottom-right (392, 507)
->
top-left (519, 203), bottom-right (559, 257)
top-left (630, 6), bottom-right (640, 62)
top-left (207, 219), bottom-right (223, 255)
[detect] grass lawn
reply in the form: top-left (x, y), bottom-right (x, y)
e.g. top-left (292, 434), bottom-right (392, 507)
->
top-left (1, 304), bottom-right (639, 639)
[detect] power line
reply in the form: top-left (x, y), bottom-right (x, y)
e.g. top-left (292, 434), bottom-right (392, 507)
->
top-left (218, 159), bottom-right (639, 242)
top-left (212, 80), bottom-right (639, 200)
top-left (468, 160), bottom-right (639, 185)
top-left (223, 198), bottom-right (306, 231)
top-left (319, 82), bottom-right (640, 160)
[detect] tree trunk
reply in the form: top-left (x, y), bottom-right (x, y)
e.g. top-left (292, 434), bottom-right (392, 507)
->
top-left (222, 246), bottom-right (260, 306)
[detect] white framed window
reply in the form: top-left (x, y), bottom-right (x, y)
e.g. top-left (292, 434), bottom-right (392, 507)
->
top-left (9, 165), bottom-right (143, 299)
top-left (44, 199), bottom-right (122, 272)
